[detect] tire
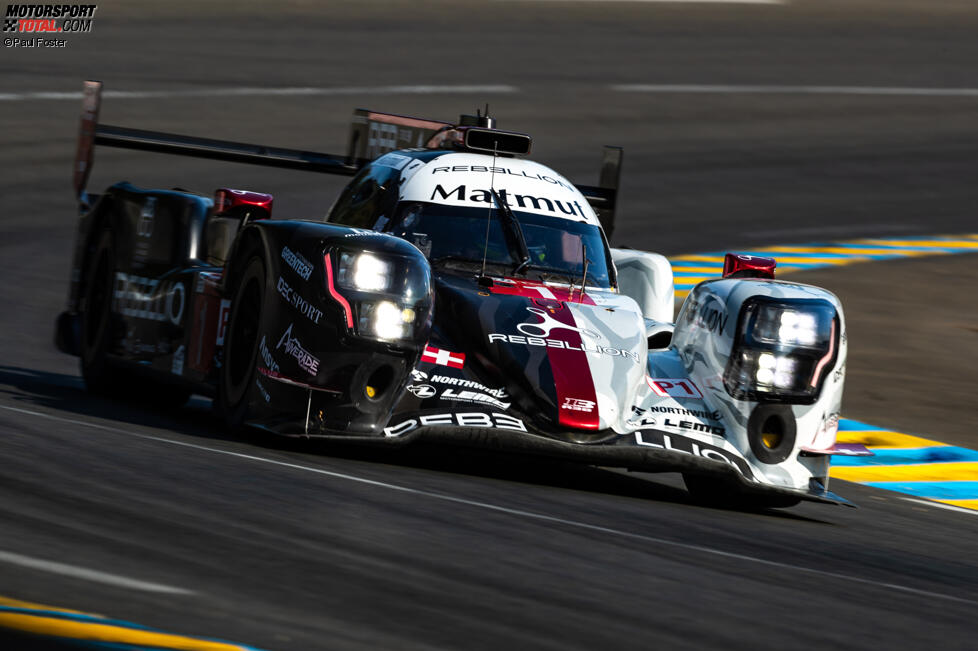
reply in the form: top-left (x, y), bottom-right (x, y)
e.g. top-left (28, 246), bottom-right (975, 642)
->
top-left (79, 229), bottom-right (192, 408)
top-left (80, 229), bottom-right (122, 394)
top-left (217, 255), bottom-right (266, 433)
top-left (682, 473), bottom-right (801, 510)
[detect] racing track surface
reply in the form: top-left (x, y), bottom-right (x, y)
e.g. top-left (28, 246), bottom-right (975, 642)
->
top-left (1, 1), bottom-right (977, 649)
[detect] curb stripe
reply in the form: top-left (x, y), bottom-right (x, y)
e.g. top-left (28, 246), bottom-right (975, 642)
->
top-left (831, 419), bottom-right (978, 509)
top-left (831, 446), bottom-right (978, 467)
top-left (835, 430), bottom-right (947, 449)
top-left (0, 598), bottom-right (263, 650)
top-left (862, 482), bottom-right (978, 500)
top-left (831, 462), bottom-right (978, 482)
top-left (669, 233), bottom-right (978, 300)
top-left (0, 612), bottom-right (261, 650)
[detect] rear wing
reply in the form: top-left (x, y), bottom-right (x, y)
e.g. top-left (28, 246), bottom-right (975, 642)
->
top-left (575, 146), bottom-right (623, 240)
top-left (73, 80), bottom-right (360, 200)
top-left (74, 80), bottom-right (622, 235)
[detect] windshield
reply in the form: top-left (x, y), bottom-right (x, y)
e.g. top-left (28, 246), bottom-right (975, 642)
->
top-left (386, 202), bottom-right (615, 288)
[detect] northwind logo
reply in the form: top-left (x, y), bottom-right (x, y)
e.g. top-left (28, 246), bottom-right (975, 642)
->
top-left (516, 307), bottom-right (599, 340)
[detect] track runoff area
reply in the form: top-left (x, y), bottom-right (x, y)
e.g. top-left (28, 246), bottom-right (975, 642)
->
top-left (670, 233), bottom-right (978, 513)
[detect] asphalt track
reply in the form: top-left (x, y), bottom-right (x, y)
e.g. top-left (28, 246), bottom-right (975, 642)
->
top-left (1, 1), bottom-right (977, 649)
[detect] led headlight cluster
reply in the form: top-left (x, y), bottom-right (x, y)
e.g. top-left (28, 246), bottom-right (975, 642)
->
top-left (337, 252), bottom-right (393, 293)
top-left (723, 298), bottom-right (838, 403)
top-left (325, 250), bottom-right (430, 344)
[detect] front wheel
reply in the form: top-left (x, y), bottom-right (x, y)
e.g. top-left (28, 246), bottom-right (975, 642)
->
top-left (217, 256), bottom-right (266, 433)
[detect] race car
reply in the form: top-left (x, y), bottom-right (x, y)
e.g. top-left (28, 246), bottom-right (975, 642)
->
top-left (55, 80), bottom-right (869, 509)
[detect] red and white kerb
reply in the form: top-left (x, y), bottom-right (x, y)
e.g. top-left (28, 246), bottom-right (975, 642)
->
top-left (422, 345), bottom-right (466, 369)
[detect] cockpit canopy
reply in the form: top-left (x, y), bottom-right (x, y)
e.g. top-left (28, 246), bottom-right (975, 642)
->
top-left (388, 202), bottom-right (615, 287)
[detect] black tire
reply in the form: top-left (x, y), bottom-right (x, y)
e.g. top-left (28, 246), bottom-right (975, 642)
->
top-left (217, 256), bottom-right (266, 433)
top-left (79, 229), bottom-right (193, 408)
top-left (80, 229), bottom-right (122, 394)
top-left (682, 473), bottom-right (802, 510)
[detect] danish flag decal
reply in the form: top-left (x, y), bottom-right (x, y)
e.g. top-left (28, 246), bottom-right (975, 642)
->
top-left (421, 345), bottom-right (466, 369)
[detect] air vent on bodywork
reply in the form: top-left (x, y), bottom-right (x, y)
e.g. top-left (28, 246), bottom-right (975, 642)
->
top-left (463, 128), bottom-right (532, 156)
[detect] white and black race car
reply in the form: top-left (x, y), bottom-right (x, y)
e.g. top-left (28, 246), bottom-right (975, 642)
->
top-left (56, 80), bottom-right (869, 509)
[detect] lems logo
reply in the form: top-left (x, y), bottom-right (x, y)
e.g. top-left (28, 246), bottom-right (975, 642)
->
top-left (516, 307), bottom-right (599, 340)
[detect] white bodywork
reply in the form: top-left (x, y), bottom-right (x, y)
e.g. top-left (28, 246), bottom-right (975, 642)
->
top-left (611, 248), bottom-right (674, 323)
top-left (399, 150), bottom-right (846, 495)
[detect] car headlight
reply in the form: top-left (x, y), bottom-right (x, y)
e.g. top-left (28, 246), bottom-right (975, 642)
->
top-left (359, 300), bottom-right (417, 341)
top-left (324, 249), bottom-right (431, 344)
top-left (723, 298), bottom-right (838, 403)
top-left (337, 252), bottom-right (393, 292)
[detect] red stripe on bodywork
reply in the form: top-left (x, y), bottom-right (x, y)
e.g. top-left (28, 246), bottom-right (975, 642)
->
top-left (542, 305), bottom-right (600, 430)
top-left (490, 278), bottom-right (596, 305)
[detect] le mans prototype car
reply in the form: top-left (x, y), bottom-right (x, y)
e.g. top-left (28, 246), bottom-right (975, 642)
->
top-left (55, 80), bottom-right (870, 509)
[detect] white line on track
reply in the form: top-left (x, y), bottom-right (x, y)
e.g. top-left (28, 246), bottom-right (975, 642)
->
top-left (501, 1), bottom-right (784, 4)
top-left (903, 498), bottom-right (978, 516)
top-left (0, 549), bottom-right (192, 594)
top-left (2, 403), bottom-right (975, 606)
top-left (0, 85), bottom-right (518, 102)
top-left (612, 84), bottom-right (978, 97)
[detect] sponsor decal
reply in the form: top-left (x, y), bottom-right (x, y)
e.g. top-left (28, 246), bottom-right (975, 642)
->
top-left (171, 344), bottom-right (185, 376)
top-left (634, 405), bottom-right (722, 421)
top-left (113, 272), bottom-right (185, 325)
top-left (137, 197), bottom-right (154, 237)
top-left (429, 184), bottom-right (589, 219)
top-left (407, 384), bottom-right (436, 398)
top-left (216, 299), bottom-right (231, 346)
top-left (561, 397), bottom-right (595, 413)
top-left (488, 333), bottom-right (641, 364)
top-left (281, 246), bottom-right (313, 281)
top-left (277, 276), bottom-right (323, 324)
top-left (661, 417), bottom-right (724, 436)
top-left (833, 363), bottom-right (846, 383)
top-left (194, 271), bottom-right (222, 294)
top-left (695, 300), bottom-right (728, 335)
top-left (517, 306), bottom-right (598, 340)
top-left (635, 430), bottom-right (753, 479)
top-left (428, 373), bottom-right (507, 398)
top-left (374, 152), bottom-right (413, 170)
top-left (647, 378), bottom-right (703, 399)
top-left (342, 227), bottom-right (389, 238)
top-left (3, 3), bottom-right (96, 45)
top-left (255, 378), bottom-right (271, 403)
top-left (384, 412), bottom-right (527, 438)
top-left (431, 165), bottom-right (575, 191)
top-left (259, 336), bottom-right (280, 374)
top-left (367, 121), bottom-right (398, 157)
top-left (421, 345), bottom-right (465, 369)
top-left (441, 388), bottom-right (510, 411)
top-left (809, 411), bottom-right (840, 450)
top-left (276, 324), bottom-right (319, 376)
top-left (411, 368), bottom-right (428, 383)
